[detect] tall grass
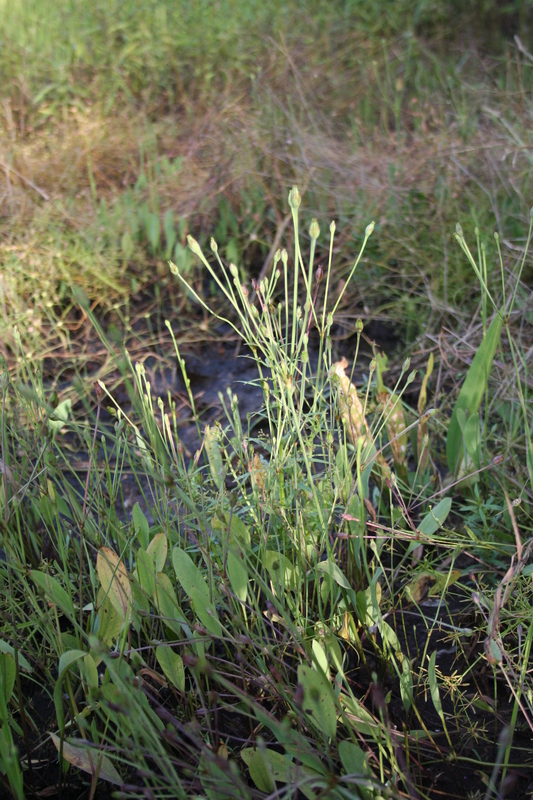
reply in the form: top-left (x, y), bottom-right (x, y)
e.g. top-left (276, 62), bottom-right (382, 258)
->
top-left (0, 189), bottom-right (531, 797)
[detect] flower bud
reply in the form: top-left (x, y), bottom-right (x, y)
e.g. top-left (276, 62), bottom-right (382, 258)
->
top-left (316, 265), bottom-right (323, 282)
top-left (229, 263), bottom-right (239, 279)
top-left (187, 235), bottom-right (203, 258)
top-left (210, 238), bottom-right (218, 253)
top-left (309, 218), bottom-right (320, 241)
top-left (455, 223), bottom-right (463, 238)
top-left (365, 221), bottom-right (375, 237)
top-left (355, 319), bottom-right (364, 333)
top-left (288, 186), bottom-right (301, 209)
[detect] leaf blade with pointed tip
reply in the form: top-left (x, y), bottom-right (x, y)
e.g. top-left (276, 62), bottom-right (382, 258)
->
top-left (49, 733), bottom-right (122, 786)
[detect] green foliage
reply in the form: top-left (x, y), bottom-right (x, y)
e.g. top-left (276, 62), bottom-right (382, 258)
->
top-left (0, 183), bottom-right (531, 800)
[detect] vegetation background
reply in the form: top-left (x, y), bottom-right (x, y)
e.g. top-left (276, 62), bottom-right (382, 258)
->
top-left (0, 1), bottom-right (532, 799)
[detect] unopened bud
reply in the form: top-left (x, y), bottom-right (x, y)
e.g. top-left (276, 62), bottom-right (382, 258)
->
top-left (210, 238), bottom-right (218, 253)
top-left (229, 263), bottom-right (239, 279)
top-left (365, 221), bottom-right (375, 237)
top-left (455, 223), bottom-right (464, 238)
top-left (355, 319), bottom-right (364, 333)
top-left (309, 218), bottom-right (320, 241)
top-left (316, 265), bottom-right (324, 282)
top-left (288, 186), bottom-right (301, 209)
top-left (402, 357), bottom-right (411, 373)
top-left (187, 235), bottom-right (203, 258)
top-left (330, 221), bottom-right (336, 235)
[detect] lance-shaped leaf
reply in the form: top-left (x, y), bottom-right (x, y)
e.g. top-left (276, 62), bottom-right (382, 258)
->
top-left (155, 646), bottom-right (185, 692)
top-left (297, 664), bottom-right (337, 739)
top-left (331, 358), bottom-right (370, 448)
top-left (446, 313), bottom-right (502, 475)
top-left (97, 547), bottom-right (132, 622)
top-left (49, 733), bottom-right (122, 786)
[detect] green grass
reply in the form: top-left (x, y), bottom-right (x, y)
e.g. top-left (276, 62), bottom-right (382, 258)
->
top-left (0, 1), bottom-right (533, 797)
top-left (0, 193), bottom-right (532, 798)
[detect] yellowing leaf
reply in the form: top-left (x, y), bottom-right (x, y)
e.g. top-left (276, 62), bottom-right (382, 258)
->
top-left (49, 733), bottom-right (122, 786)
top-left (97, 547), bottom-right (132, 622)
top-left (377, 391), bottom-right (408, 469)
top-left (95, 587), bottom-right (124, 646)
top-left (331, 358), bottom-right (369, 446)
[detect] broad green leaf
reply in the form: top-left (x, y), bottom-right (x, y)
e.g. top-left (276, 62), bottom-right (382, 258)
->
top-left (212, 512), bottom-right (251, 546)
top-left (297, 664), bottom-right (337, 739)
top-left (338, 739), bottom-right (373, 777)
top-left (340, 694), bottom-right (378, 739)
top-left (446, 313), bottom-right (503, 474)
top-left (172, 547), bottom-right (221, 636)
top-left (227, 549), bottom-right (248, 603)
top-left (49, 733), bottom-right (122, 785)
top-left (132, 503), bottom-right (150, 549)
top-left (30, 570), bottom-right (75, 618)
top-left (189, 587), bottom-right (222, 637)
top-left (0, 641), bottom-right (32, 673)
top-left (58, 649), bottom-right (87, 677)
top-left (265, 550), bottom-right (298, 592)
top-left (242, 747), bottom-right (289, 783)
top-left (0, 654), bottom-right (16, 704)
top-left (136, 548), bottom-right (156, 597)
top-left (83, 654), bottom-right (98, 690)
top-left (155, 646), bottom-right (185, 691)
top-left (241, 747), bottom-right (275, 792)
top-left (418, 498), bottom-right (452, 537)
top-left (146, 532), bottom-right (168, 572)
top-left (97, 547), bottom-right (132, 622)
top-left (355, 583), bottom-right (382, 627)
top-left (153, 572), bottom-right (187, 637)
top-left (131, 581), bottom-right (150, 616)
top-left (172, 547), bottom-right (210, 606)
top-left (311, 639), bottom-right (329, 679)
top-left (316, 560), bottom-right (351, 590)
top-left (241, 748), bottom-right (328, 800)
